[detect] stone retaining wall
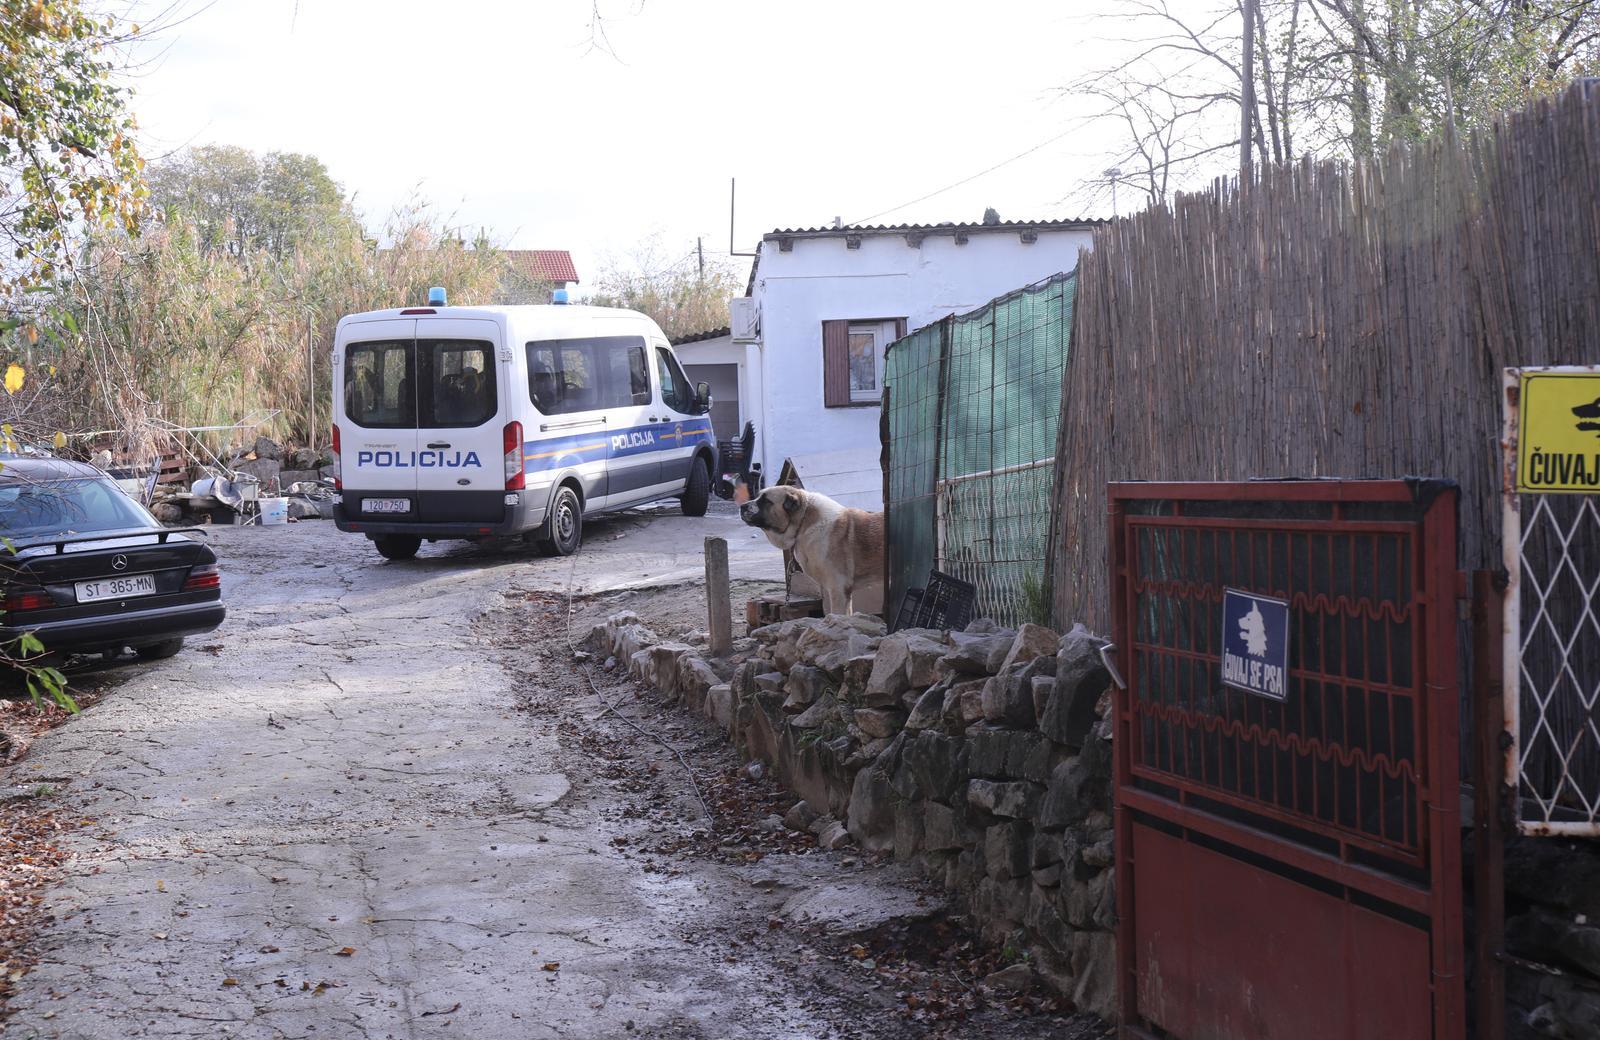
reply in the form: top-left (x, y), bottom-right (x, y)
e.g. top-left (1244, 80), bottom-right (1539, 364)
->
top-left (589, 611), bottom-right (1117, 1018)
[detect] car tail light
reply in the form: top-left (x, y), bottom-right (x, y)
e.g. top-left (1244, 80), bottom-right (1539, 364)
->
top-left (503, 421), bottom-right (525, 490)
top-left (330, 424), bottom-right (342, 490)
top-left (184, 563), bottom-right (221, 592)
top-left (3, 589), bottom-right (51, 613)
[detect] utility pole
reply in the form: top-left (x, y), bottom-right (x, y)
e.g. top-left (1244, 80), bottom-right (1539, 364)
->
top-left (306, 311), bottom-right (317, 453)
top-left (697, 236), bottom-right (704, 281)
top-left (1104, 168), bottom-right (1122, 216)
top-left (1240, 0), bottom-right (1256, 180)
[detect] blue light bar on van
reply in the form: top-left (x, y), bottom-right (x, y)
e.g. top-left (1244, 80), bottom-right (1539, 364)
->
top-left (551, 289), bottom-right (569, 305)
top-left (427, 286), bottom-right (447, 307)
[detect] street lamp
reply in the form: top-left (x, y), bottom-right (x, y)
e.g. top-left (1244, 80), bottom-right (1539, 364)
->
top-left (1104, 168), bottom-right (1123, 217)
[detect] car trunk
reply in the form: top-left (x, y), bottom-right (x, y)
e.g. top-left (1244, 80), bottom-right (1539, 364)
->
top-left (2, 531), bottom-right (215, 624)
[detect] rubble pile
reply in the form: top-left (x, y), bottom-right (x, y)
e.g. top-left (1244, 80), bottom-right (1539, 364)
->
top-left (1503, 837), bottom-right (1600, 1037)
top-left (588, 610), bottom-right (1118, 1019)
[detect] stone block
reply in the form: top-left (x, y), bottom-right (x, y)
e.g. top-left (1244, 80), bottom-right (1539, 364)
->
top-left (894, 800), bottom-right (925, 859)
top-left (853, 707), bottom-right (905, 740)
top-left (783, 665), bottom-right (829, 711)
top-left (791, 693), bottom-right (840, 731)
top-left (846, 766), bottom-right (896, 852)
top-left (1043, 624), bottom-right (1110, 749)
top-left (904, 634), bottom-right (949, 687)
top-left (705, 684), bottom-right (734, 729)
top-left (940, 630), bottom-right (1015, 675)
top-left (865, 634), bottom-right (913, 704)
top-left (998, 622), bottom-right (1060, 675)
top-left (905, 685), bottom-right (946, 731)
top-left (968, 779), bottom-right (1043, 819)
top-left (783, 800), bottom-right (820, 832)
top-left (1071, 931), bottom-right (1117, 1020)
top-left (754, 671), bottom-right (786, 694)
top-left (980, 672), bottom-right (1037, 729)
top-left (922, 801), bottom-right (965, 851)
top-left (902, 731), bottom-right (966, 802)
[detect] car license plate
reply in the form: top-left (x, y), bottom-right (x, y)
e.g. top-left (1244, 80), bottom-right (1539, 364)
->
top-left (362, 498), bottom-right (410, 514)
top-left (75, 574), bottom-right (157, 603)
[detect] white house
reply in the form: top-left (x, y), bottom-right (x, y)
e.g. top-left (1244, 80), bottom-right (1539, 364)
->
top-left (671, 326), bottom-right (750, 448)
top-left (732, 219), bottom-right (1099, 489)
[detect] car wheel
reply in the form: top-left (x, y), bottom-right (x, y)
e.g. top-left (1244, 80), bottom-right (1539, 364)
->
top-left (681, 458), bottom-right (711, 518)
top-left (538, 486), bottom-right (584, 556)
top-left (373, 534), bottom-right (421, 561)
top-left (134, 637), bottom-right (185, 661)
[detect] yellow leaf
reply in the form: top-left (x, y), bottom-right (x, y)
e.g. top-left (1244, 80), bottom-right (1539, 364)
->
top-left (52, 432), bottom-right (66, 451)
top-left (3, 365), bottom-right (23, 395)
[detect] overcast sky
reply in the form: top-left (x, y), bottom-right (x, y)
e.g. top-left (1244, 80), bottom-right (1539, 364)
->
top-left (124, 0), bottom-right (1139, 287)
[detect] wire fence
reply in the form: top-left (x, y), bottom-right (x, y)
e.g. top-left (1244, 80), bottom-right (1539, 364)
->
top-left (884, 272), bottom-right (1077, 627)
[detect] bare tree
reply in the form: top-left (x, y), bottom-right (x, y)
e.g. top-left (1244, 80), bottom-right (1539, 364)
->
top-left (1063, 0), bottom-right (1600, 207)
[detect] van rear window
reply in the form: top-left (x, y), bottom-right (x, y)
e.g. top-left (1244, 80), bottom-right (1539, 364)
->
top-left (344, 339), bottom-right (497, 429)
top-left (345, 341), bottom-right (413, 428)
top-left (526, 336), bottom-right (650, 415)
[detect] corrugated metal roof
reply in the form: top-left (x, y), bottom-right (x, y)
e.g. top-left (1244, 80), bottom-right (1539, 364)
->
top-left (670, 326), bottom-right (731, 346)
top-left (502, 249), bottom-right (580, 284)
top-left (764, 217), bottom-right (1103, 238)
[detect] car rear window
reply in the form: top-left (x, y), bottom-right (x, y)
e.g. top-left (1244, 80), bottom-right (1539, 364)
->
top-left (0, 479), bottom-right (154, 540)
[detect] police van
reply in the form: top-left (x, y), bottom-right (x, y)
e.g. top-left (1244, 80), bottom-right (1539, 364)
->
top-left (331, 291), bottom-right (716, 560)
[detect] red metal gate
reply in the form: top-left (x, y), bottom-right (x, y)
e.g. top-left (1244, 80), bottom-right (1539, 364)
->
top-left (1109, 480), bottom-right (1465, 1040)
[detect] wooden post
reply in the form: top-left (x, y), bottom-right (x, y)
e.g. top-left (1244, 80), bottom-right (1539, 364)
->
top-left (705, 536), bottom-right (732, 657)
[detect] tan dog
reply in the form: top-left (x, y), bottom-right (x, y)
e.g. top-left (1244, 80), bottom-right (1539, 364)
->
top-left (740, 486), bottom-right (885, 616)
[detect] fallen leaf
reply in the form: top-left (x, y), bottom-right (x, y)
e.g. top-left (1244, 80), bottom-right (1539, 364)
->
top-left (335, 946), bottom-right (356, 956)
top-left (541, 962), bottom-right (560, 972)
top-left (221, 977), bottom-right (238, 987)
top-left (3, 365), bottom-right (22, 395)
top-left (421, 1002), bottom-right (461, 1017)
top-left (155, 880), bottom-right (165, 892)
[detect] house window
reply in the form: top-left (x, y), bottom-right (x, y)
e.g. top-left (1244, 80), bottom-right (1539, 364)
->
top-left (823, 318), bottom-right (905, 407)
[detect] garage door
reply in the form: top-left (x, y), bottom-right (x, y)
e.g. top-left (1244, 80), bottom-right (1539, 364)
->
top-left (682, 363), bottom-right (740, 443)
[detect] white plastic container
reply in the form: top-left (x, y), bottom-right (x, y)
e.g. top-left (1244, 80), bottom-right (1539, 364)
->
top-left (258, 497), bottom-right (289, 526)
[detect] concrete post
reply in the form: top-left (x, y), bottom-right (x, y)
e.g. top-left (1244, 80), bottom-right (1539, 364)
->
top-left (705, 536), bottom-right (732, 657)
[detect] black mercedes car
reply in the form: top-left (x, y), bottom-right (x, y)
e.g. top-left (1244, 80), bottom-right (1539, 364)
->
top-left (0, 457), bottom-right (225, 661)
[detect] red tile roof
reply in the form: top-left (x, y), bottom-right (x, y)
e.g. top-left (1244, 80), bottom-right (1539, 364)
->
top-left (503, 249), bottom-right (579, 284)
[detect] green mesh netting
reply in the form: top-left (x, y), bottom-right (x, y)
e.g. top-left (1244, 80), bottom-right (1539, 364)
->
top-left (884, 271), bottom-right (1077, 627)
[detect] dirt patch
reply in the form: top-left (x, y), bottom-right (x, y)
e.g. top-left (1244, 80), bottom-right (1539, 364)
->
top-left (496, 590), bottom-right (1108, 1039)
top-left (546, 579), bottom-right (784, 646)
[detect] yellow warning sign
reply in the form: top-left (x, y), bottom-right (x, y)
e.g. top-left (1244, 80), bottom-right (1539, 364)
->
top-left (1517, 368), bottom-right (1600, 493)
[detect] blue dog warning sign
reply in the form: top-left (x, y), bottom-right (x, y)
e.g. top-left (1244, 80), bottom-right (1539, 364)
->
top-left (1221, 588), bottom-right (1290, 700)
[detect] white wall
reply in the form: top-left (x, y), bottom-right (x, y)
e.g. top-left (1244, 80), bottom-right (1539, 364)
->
top-left (749, 227), bottom-right (1094, 483)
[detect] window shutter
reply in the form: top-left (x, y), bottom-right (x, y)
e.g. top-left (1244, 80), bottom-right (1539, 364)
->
top-left (822, 320), bottom-right (851, 407)
top-left (894, 317), bottom-right (907, 339)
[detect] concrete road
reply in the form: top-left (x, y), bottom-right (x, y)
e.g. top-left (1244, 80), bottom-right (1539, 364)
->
top-left (0, 510), bottom-right (875, 1039)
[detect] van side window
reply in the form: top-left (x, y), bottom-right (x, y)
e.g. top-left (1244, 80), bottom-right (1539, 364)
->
top-left (526, 336), bottom-right (650, 414)
top-left (345, 341), bottom-right (414, 429)
top-left (655, 347), bottom-right (693, 413)
top-left (598, 342), bottom-right (652, 408)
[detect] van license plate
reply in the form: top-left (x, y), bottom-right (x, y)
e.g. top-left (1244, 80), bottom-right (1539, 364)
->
top-left (362, 498), bottom-right (410, 514)
top-left (75, 574), bottom-right (157, 603)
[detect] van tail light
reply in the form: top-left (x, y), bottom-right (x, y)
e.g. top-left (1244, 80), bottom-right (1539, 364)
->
top-left (504, 421), bottom-right (525, 490)
top-left (330, 424), bottom-right (342, 490)
top-left (3, 588), bottom-right (51, 613)
top-left (183, 563), bottom-right (221, 592)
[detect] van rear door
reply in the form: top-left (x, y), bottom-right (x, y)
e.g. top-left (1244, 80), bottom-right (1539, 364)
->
top-left (412, 318), bottom-right (506, 524)
top-left (339, 318), bottom-right (418, 515)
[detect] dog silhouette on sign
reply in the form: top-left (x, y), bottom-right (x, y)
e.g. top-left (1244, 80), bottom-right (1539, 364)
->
top-left (1575, 396), bottom-right (1600, 436)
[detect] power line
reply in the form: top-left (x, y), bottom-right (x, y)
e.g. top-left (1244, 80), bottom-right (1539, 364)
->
top-left (845, 126), bottom-right (1079, 226)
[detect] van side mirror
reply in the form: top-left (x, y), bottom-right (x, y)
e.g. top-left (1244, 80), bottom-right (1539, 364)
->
top-left (695, 381), bottom-right (713, 415)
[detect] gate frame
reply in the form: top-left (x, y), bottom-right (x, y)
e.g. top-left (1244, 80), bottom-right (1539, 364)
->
top-left (1109, 479), bottom-right (1466, 1040)
top-left (1500, 365), bottom-right (1600, 836)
